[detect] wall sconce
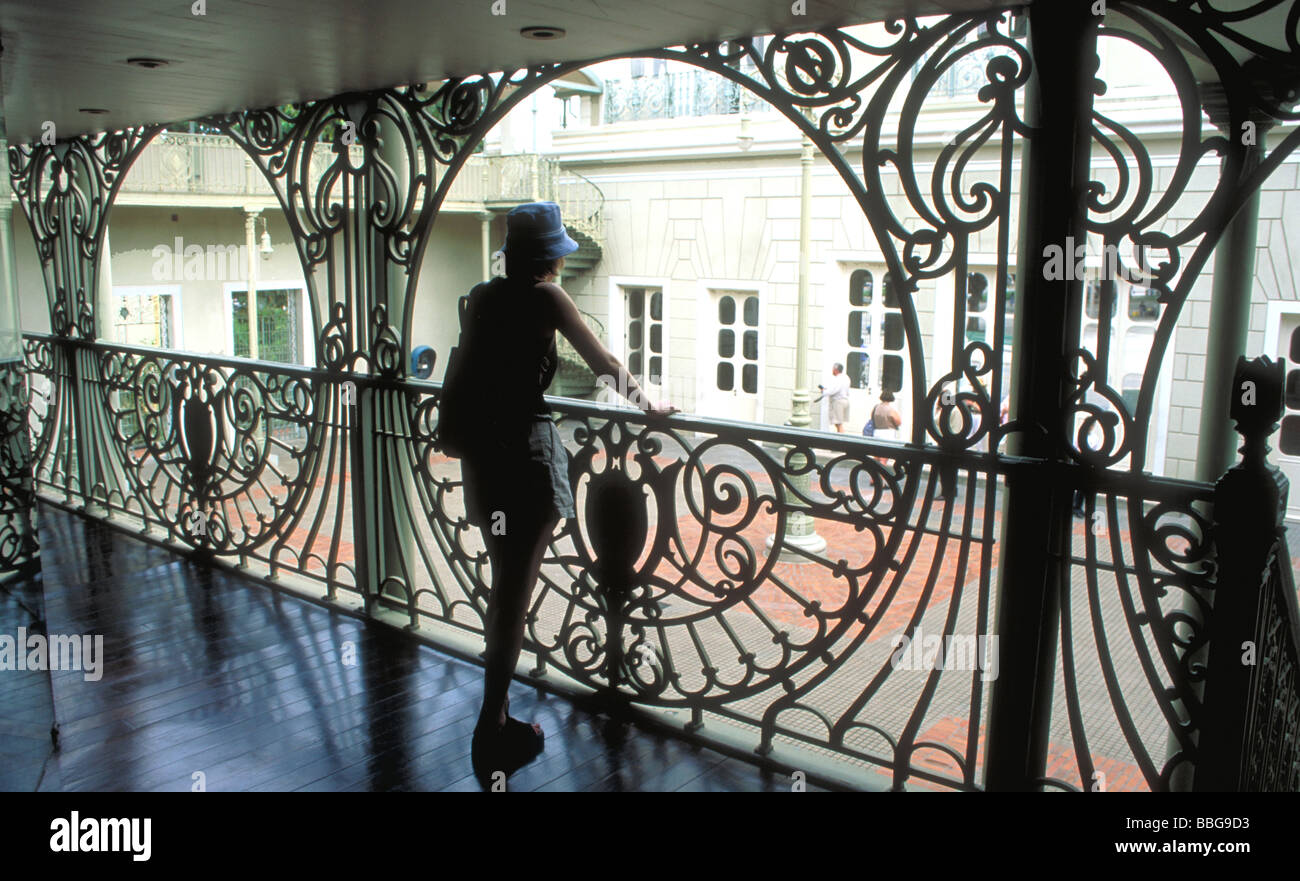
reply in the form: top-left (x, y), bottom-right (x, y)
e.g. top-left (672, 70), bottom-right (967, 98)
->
top-left (737, 116), bottom-right (754, 151)
top-left (259, 216), bottom-right (273, 259)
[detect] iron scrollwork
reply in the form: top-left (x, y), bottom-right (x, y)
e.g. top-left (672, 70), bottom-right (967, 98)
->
top-left (9, 129), bottom-right (159, 340)
top-left (10, 2), bottom-right (1300, 792)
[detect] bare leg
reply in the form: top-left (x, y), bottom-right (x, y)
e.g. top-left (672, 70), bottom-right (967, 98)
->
top-left (478, 508), bottom-right (560, 732)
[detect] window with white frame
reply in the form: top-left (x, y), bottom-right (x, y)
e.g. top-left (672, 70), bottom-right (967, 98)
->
top-left (846, 268), bottom-right (904, 395)
top-left (714, 290), bottom-right (760, 395)
top-left (623, 285), bottom-right (664, 386)
top-left (1281, 325), bottom-right (1300, 455)
top-left (111, 286), bottom-right (181, 450)
top-left (227, 286), bottom-right (305, 365)
top-left (846, 269), bottom-right (873, 391)
top-left (113, 288), bottom-right (178, 349)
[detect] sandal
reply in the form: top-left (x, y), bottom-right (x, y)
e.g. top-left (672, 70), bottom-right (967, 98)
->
top-left (498, 699), bottom-right (544, 749)
top-left (501, 715), bottom-right (545, 752)
top-left (471, 716), bottom-right (545, 784)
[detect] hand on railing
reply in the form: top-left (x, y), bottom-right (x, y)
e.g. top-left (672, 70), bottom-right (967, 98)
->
top-left (643, 400), bottom-right (678, 419)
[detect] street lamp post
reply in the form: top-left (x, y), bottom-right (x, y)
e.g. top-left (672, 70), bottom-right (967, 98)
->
top-left (243, 208), bottom-right (261, 360)
top-left (767, 117), bottom-right (826, 562)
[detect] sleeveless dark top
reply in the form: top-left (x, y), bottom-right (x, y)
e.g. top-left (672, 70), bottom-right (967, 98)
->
top-left (469, 276), bottom-right (558, 426)
top-left (459, 276), bottom-right (577, 524)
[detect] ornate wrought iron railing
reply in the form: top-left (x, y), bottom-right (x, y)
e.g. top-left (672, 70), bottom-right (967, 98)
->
top-left (22, 333), bottom-right (360, 599)
top-left (19, 326), bottom-right (1230, 790)
top-left (119, 133), bottom-right (604, 225)
top-left (475, 154), bottom-right (604, 240)
top-left (11, 3), bottom-right (1300, 791)
top-left (1195, 356), bottom-right (1300, 791)
top-left (120, 131), bottom-right (356, 198)
top-left (602, 69), bottom-right (773, 123)
top-left (911, 43), bottom-right (1005, 99)
top-left (0, 358), bottom-right (38, 580)
top-left (1240, 542), bottom-right (1300, 791)
top-left (554, 169), bottom-right (604, 242)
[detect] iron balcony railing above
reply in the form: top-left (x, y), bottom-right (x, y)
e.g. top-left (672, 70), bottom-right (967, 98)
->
top-left (600, 45), bottom-right (1000, 126)
top-left (475, 153), bottom-right (604, 241)
top-left (602, 70), bottom-right (774, 123)
top-left (119, 132), bottom-right (357, 197)
top-left (118, 134), bottom-right (604, 241)
top-left (554, 169), bottom-right (604, 243)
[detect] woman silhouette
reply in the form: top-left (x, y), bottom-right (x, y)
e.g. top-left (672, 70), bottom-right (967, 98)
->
top-left (459, 202), bottom-right (675, 779)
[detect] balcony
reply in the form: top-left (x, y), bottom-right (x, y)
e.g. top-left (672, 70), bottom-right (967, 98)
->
top-left (602, 70), bottom-right (774, 123)
top-left (597, 42), bottom-right (1005, 126)
top-left (118, 132), bottom-right (603, 243)
top-left (8, 501), bottom-right (814, 791)
top-left (5, 7), bottom-right (1300, 798)
top-left (12, 326), bottom-right (1298, 791)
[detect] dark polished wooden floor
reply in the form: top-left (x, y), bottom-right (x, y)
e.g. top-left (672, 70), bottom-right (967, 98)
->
top-left (3, 502), bottom-right (826, 792)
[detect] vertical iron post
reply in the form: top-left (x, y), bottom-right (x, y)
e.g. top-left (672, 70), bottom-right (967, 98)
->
top-left (985, 1), bottom-right (1101, 791)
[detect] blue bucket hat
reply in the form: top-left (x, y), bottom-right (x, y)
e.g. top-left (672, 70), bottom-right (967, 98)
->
top-left (503, 201), bottom-right (579, 261)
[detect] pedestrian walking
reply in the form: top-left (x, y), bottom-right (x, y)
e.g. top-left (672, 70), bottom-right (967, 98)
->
top-left (816, 363), bottom-right (851, 432)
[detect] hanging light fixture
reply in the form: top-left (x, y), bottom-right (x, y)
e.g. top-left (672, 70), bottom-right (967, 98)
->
top-left (259, 216), bottom-right (273, 259)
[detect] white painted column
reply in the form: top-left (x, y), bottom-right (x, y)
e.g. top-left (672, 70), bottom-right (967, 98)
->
top-left (99, 225), bottom-right (115, 342)
top-left (244, 208), bottom-right (261, 360)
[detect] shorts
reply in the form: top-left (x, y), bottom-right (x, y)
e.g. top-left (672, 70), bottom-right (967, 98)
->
top-left (830, 398), bottom-right (850, 425)
top-left (460, 417), bottom-right (576, 528)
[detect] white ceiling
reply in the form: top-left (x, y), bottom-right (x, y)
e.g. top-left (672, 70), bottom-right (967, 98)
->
top-left (0, 0), bottom-right (1020, 142)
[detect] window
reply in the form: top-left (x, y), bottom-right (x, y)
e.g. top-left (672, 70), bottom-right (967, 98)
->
top-left (881, 355), bottom-right (904, 394)
top-left (1288, 367), bottom-right (1300, 411)
top-left (1121, 373), bottom-right (1142, 414)
top-left (881, 273), bottom-right (904, 394)
top-left (847, 269), bottom-right (873, 390)
top-left (845, 268), bottom-right (904, 394)
top-left (1128, 286), bottom-right (1160, 321)
top-left (967, 272), bottom-right (989, 313)
top-left (883, 273), bottom-right (900, 308)
top-left (114, 290), bottom-right (177, 348)
top-left (230, 288), bottom-right (303, 364)
top-left (715, 291), bottom-right (760, 395)
top-left (965, 271), bottom-right (992, 347)
top-left (1282, 327), bottom-right (1300, 455)
top-left (624, 286), bottom-right (664, 384)
top-left (1282, 416), bottom-right (1300, 456)
top-left (850, 269), bottom-right (873, 307)
top-left (848, 352), bottom-right (870, 391)
top-left (882, 314), bottom-right (904, 351)
top-left (111, 286), bottom-right (181, 449)
top-left (1085, 280), bottom-right (1116, 319)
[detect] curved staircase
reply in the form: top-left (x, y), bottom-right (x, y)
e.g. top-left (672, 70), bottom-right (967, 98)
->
top-left (552, 173), bottom-right (605, 398)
